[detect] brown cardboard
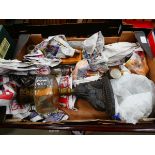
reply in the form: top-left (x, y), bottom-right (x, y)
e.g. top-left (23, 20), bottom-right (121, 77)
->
top-left (118, 31), bottom-right (136, 42)
top-left (60, 99), bottom-right (109, 120)
top-left (146, 56), bottom-right (155, 82)
top-left (16, 34), bottom-right (43, 60)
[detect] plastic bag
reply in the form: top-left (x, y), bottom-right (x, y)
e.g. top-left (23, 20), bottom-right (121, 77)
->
top-left (111, 74), bottom-right (155, 124)
top-left (125, 51), bottom-right (149, 75)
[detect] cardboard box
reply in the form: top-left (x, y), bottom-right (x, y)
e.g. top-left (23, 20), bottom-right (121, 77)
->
top-left (4, 31), bottom-right (155, 133)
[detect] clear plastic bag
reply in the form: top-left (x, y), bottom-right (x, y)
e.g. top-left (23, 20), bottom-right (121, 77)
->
top-left (125, 51), bottom-right (149, 76)
top-left (111, 74), bottom-right (155, 124)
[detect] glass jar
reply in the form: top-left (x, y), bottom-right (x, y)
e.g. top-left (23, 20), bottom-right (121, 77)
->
top-left (34, 74), bottom-right (59, 114)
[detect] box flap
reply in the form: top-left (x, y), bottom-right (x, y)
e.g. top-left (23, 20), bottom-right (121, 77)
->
top-left (15, 34), bottom-right (43, 60)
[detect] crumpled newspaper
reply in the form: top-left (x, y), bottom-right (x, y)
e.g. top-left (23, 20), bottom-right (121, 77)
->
top-left (24, 34), bottom-right (77, 69)
top-left (43, 110), bottom-right (69, 122)
top-left (0, 76), bottom-right (16, 114)
top-left (24, 50), bottom-right (61, 68)
top-left (72, 59), bottom-right (102, 85)
top-left (82, 31), bottom-right (143, 70)
top-left (83, 31), bottom-right (104, 58)
top-left (102, 42), bottom-right (143, 65)
top-left (10, 100), bottom-right (31, 119)
top-left (33, 35), bottom-right (76, 59)
top-left (25, 56), bottom-right (61, 68)
top-left (83, 31), bottom-right (106, 72)
top-left (72, 59), bottom-right (90, 80)
top-left (0, 58), bottom-right (38, 74)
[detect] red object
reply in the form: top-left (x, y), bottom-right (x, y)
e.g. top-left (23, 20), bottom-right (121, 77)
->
top-left (123, 20), bottom-right (153, 29)
top-left (58, 96), bottom-right (69, 109)
top-left (148, 30), bottom-right (155, 57)
top-left (0, 90), bottom-right (14, 100)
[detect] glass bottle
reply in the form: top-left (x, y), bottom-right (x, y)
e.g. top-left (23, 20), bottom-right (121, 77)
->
top-left (34, 74), bottom-right (59, 114)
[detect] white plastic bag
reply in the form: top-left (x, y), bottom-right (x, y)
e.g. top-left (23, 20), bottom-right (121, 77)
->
top-left (111, 74), bottom-right (155, 124)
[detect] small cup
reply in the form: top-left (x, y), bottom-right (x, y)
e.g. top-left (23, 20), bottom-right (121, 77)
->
top-left (110, 68), bottom-right (122, 79)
